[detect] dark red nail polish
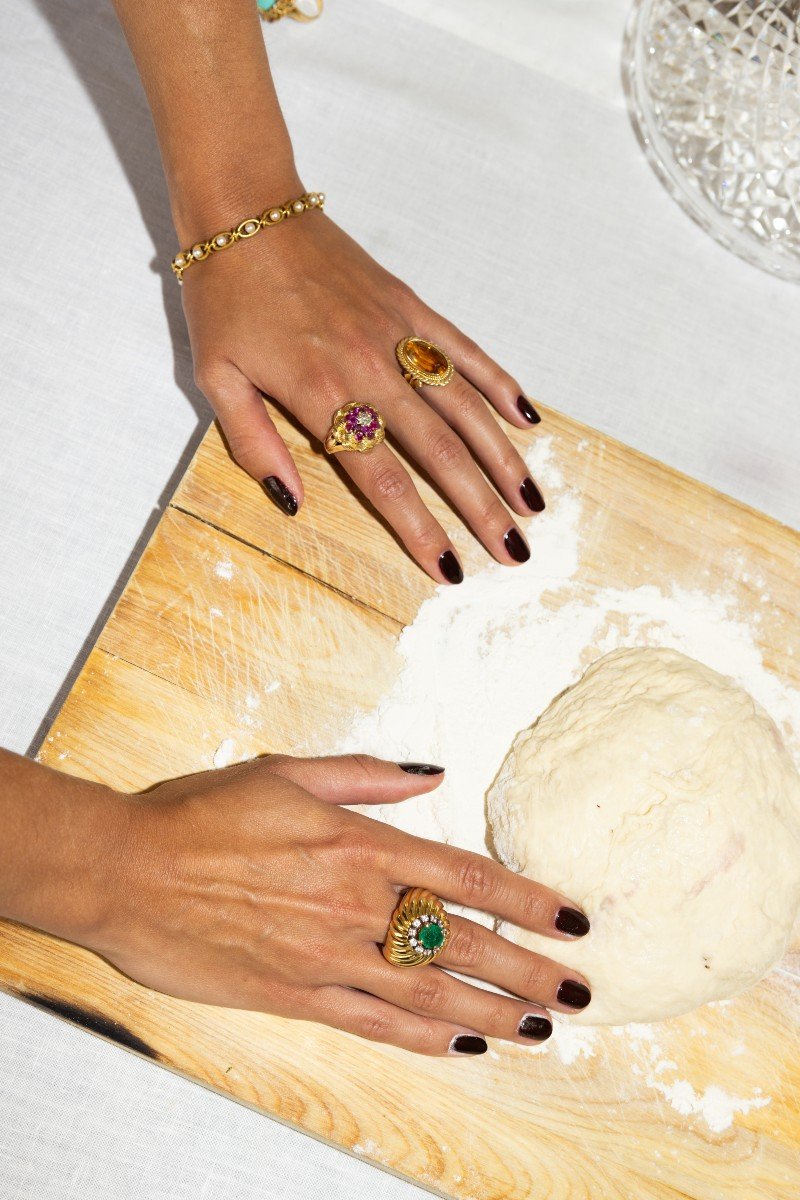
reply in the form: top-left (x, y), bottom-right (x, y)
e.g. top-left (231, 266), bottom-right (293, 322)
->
top-left (555, 907), bottom-right (590, 937)
top-left (518, 1014), bottom-right (552, 1041)
top-left (262, 476), bottom-right (298, 517)
top-left (439, 549), bottom-right (464, 584)
top-left (504, 528), bottom-right (530, 563)
top-left (399, 763), bottom-right (445, 776)
top-left (517, 396), bottom-right (541, 425)
top-left (557, 980), bottom-right (591, 1009)
top-left (520, 477), bottom-right (546, 513)
top-left (450, 1034), bottom-right (488, 1056)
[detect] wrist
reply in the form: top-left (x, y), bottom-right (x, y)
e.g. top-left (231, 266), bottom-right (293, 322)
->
top-left (168, 143), bottom-right (304, 246)
top-left (0, 754), bottom-right (136, 952)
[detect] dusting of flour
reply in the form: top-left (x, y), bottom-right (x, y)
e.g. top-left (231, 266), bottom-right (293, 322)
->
top-left (334, 437), bottom-right (800, 1132)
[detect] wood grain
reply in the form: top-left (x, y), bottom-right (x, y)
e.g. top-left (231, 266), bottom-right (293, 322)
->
top-left (1, 406), bottom-right (798, 1199)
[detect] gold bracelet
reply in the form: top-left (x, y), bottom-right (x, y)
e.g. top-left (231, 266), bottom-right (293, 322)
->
top-left (170, 190), bottom-right (325, 283)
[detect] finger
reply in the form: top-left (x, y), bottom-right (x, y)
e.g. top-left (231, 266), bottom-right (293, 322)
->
top-left (381, 383), bottom-right (531, 566)
top-left (263, 753), bottom-right (445, 805)
top-left (422, 374), bottom-right (545, 518)
top-left (197, 361), bottom-right (304, 516)
top-left (306, 983), bottom-right (487, 1056)
top-left (416, 311), bottom-right (541, 429)
top-left (384, 830), bottom-right (590, 942)
top-left (436, 914), bottom-right (592, 1015)
top-left (338, 441), bottom-right (465, 585)
top-left (353, 946), bottom-right (555, 1046)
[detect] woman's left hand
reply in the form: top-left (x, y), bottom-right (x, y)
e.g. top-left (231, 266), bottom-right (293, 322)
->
top-left (184, 205), bottom-right (546, 585)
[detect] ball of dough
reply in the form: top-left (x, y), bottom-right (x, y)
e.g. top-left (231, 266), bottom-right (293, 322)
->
top-left (487, 647), bottom-right (800, 1025)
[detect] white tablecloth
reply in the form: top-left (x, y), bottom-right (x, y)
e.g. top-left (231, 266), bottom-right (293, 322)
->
top-left (1, 1), bottom-right (798, 1196)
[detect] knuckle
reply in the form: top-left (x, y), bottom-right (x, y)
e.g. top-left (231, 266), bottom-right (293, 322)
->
top-left (226, 428), bottom-right (264, 474)
top-left (357, 1011), bottom-right (394, 1044)
top-left (486, 1000), bottom-right (511, 1032)
top-left (335, 825), bottom-right (379, 868)
top-left (371, 465), bottom-right (410, 506)
top-left (477, 494), bottom-right (508, 528)
top-left (388, 274), bottom-right (417, 306)
top-left (411, 1020), bottom-right (439, 1056)
top-left (487, 360), bottom-right (514, 392)
top-left (306, 368), bottom-right (348, 407)
top-left (497, 449), bottom-right (525, 480)
top-left (349, 333), bottom-right (387, 375)
top-left (453, 387), bottom-right (482, 423)
top-left (304, 937), bottom-right (333, 968)
top-left (410, 973), bottom-right (447, 1014)
top-left (447, 924), bottom-right (483, 969)
top-left (261, 753), bottom-right (290, 775)
top-left (192, 360), bottom-right (222, 396)
top-left (521, 887), bottom-right (550, 928)
top-left (348, 753), bottom-right (379, 780)
top-left (428, 432), bottom-right (465, 472)
top-left (457, 855), bottom-right (497, 904)
top-left (519, 957), bottom-right (548, 998)
top-left (322, 888), bottom-right (367, 931)
top-left (411, 521), bottom-right (444, 553)
top-left (458, 333), bottom-right (482, 362)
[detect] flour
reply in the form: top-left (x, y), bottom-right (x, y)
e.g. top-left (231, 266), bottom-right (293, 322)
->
top-left (649, 1079), bottom-right (769, 1133)
top-left (338, 437), bottom-right (799, 868)
top-left (212, 737), bottom-right (237, 768)
top-left (332, 436), bottom-right (798, 1131)
top-left (215, 560), bottom-right (234, 581)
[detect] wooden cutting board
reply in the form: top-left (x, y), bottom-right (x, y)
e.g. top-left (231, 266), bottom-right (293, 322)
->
top-left (1, 407), bottom-right (798, 1199)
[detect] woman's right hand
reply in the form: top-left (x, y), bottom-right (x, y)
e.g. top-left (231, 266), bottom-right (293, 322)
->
top-left (89, 753), bottom-right (591, 1056)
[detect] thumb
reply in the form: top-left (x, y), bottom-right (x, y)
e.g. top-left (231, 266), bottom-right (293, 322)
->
top-left (263, 754), bottom-right (445, 806)
top-left (198, 360), bottom-right (304, 517)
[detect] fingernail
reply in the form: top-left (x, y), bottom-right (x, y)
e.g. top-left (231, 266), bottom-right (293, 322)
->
top-left (262, 476), bottom-right (298, 517)
top-left (399, 763), bottom-right (445, 776)
top-left (504, 528), bottom-right (530, 563)
top-left (520, 477), bottom-right (546, 513)
top-left (517, 396), bottom-right (541, 425)
top-left (449, 1034), bottom-right (488, 1056)
top-left (517, 1014), bottom-right (553, 1041)
top-left (555, 907), bottom-right (590, 938)
top-left (557, 980), bottom-right (592, 1010)
top-left (438, 549), bottom-right (464, 585)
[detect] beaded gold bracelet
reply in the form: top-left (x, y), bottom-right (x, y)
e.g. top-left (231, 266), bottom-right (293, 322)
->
top-left (170, 190), bottom-right (325, 282)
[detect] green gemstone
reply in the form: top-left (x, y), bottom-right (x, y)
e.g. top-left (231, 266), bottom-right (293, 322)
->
top-left (418, 921), bottom-right (444, 951)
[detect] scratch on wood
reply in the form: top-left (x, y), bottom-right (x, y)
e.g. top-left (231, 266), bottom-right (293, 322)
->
top-left (169, 502), bottom-right (402, 628)
top-left (12, 989), bottom-right (161, 1061)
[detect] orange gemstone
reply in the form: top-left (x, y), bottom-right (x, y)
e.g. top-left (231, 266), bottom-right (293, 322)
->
top-left (405, 338), bottom-right (448, 377)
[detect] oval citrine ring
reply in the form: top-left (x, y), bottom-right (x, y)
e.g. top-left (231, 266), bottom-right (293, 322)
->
top-left (383, 887), bottom-right (451, 967)
top-left (396, 336), bottom-right (454, 389)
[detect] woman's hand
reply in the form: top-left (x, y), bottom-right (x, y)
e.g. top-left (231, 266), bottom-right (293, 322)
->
top-left (184, 211), bottom-right (546, 584)
top-left (111, 0), bottom-right (543, 582)
top-left (87, 754), bottom-right (591, 1056)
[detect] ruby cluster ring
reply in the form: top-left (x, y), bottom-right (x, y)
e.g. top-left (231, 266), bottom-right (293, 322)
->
top-left (324, 401), bottom-right (386, 455)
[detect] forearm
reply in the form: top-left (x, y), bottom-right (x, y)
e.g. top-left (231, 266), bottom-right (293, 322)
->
top-left (0, 748), bottom-right (126, 946)
top-left (111, 0), bottom-right (302, 241)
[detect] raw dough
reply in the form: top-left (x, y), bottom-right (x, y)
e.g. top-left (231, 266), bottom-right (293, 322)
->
top-left (487, 647), bottom-right (800, 1025)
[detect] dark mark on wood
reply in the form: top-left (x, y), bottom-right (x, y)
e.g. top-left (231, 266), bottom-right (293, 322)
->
top-left (13, 990), bottom-right (160, 1060)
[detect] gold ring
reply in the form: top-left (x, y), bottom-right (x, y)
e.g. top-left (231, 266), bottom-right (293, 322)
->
top-left (383, 887), bottom-right (451, 967)
top-left (324, 401), bottom-right (386, 455)
top-left (396, 336), bottom-right (454, 389)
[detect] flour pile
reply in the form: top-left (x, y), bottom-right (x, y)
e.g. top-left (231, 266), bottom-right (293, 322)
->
top-left (337, 439), bottom-right (800, 883)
